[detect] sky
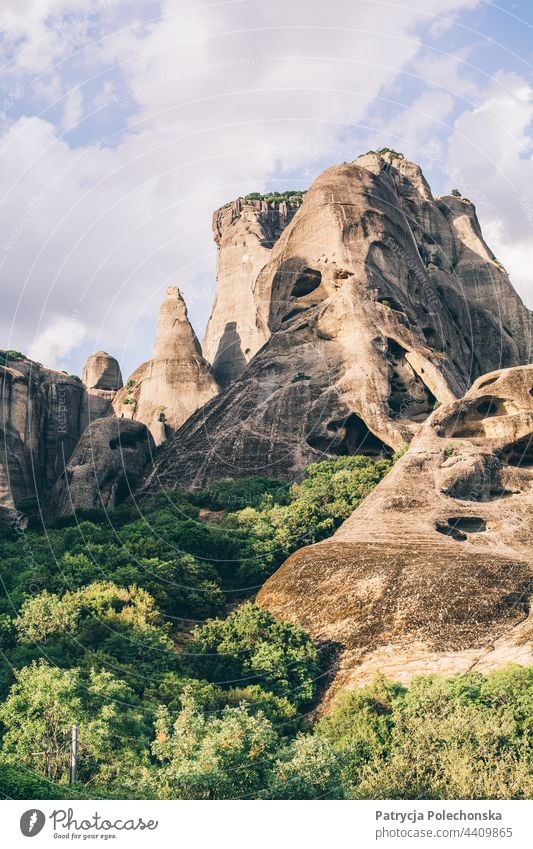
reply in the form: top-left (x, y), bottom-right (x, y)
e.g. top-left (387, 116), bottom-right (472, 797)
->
top-left (0, 0), bottom-right (532, 379)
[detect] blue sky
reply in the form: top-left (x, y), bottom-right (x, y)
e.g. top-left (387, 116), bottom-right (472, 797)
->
top-left (0, 0), bottom-right (532, 379)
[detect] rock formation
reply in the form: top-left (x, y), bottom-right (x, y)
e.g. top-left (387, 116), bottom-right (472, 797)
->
top-left (257, 365), bottom-right (533, 702)
top-left (45, 417), bottom-right (155, 520)
top-left (203, 194), bottom-right (304, 387)
top-left (114, 287), bottom-right (219, 445)
top-left (138, 152), bottom-right (531, 493)
top-left (82, 351), bottom-right (123, 419)
top-left (0, 354), bottom-right (88, 523)
top-left (82, 351), bottom-right (123, 392)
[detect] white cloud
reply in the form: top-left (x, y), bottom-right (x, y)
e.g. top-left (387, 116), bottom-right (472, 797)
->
top-left (1, 0), bottom-right (488, 378)
top-left (29, 314), bottom-right (87, 369)
top-left (61, 87), bottom-right (83, 130)
top-left (445, 72), bottom-right (533, 306)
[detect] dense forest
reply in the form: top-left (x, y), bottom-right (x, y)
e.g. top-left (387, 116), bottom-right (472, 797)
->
top-left (0, 455), bottom-right (531, 800)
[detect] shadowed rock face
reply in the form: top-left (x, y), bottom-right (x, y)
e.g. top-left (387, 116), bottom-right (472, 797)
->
top-left (0, 357), bottom-right (90, 523)
top-left (137, 154), bottom-right (531, 493)
top-left (203, 196), bottom-right (304, 388)
top-left (113, 288), bottom-right (219, 445)
top-left (45, 417), bottom-right (155, 520)
top-left (257, 365), bottom-right (533, 704)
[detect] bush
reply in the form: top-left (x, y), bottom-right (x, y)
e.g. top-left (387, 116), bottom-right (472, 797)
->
top-left (185, 604), bottom-right (321, 709)
top-left (316, 667), bottom-right (533, 800)
top-left (0, 760), bottom-right (87, 799)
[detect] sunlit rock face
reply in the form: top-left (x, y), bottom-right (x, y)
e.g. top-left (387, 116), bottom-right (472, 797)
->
top-left (137, 153), bottom-right (531, 494)
top-left (113, 287), bottom-right (219, 445)
top-left (203, 195), bottom-right (304, 389)
top-left (82, 351), bottom-right (123, 419)
top-left (258, 365), bottom-right (533, 706)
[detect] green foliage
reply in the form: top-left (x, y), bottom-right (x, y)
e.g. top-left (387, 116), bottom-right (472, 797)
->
top-left (0, 759), bottom-right (91, 799)
top-left (0, 349), bottom-right (25, 363)
top-left (291, 371), bottom-right (311, 383)
top-left (316, 667), bottom-right (533, 800)
top-left (243, 190), bottom-right (306, 204)
top-left (363, 148), bottom-right (404, 159)
top-left (191, 476), bottom-right (290, 511)
top-left (228, 455), bottom-right (391, 583)
top-left (15, 582), bottom-right (177, 686)
top-left (149, 692), bottom-right (279, 799)
top-left (267, 735), bottom-right (343, 799)
top-left (0, 661), bottom-right (150, 785)
top-left (4, 454), bottom-right (526, 800)
top-left (451, 188), bottom-right (462, 197)
top-left (186, 604), bottom-right (320, 708)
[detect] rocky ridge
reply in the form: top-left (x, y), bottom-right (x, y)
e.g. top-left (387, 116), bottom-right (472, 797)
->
top-left (138, 152), bottom-right (532, 493)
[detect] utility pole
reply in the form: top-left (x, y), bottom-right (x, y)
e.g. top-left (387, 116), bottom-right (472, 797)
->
top-left (70, 724), bottom-right (78, 785)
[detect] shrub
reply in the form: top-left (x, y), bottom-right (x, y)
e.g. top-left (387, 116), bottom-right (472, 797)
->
top-left (185, 604), bottom-right (321, 709)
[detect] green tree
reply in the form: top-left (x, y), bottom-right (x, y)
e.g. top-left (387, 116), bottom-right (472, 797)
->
top-left (15, 582), bottom-right (177, 686)
top-left (0, 661), bottom-right (149, 785)
top-left (149, 691), bottom-right (279, 799)
top-left (267, 735), bottom-right (343, 799)
top-left (185, 604), bottom-right (320, 708)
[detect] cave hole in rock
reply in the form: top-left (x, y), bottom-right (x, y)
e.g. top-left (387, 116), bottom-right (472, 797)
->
top-left (445, 397), bottom-right (508, 438)
top-left (291, 268), bottom-right (322, 297)
top-left (386, 339), bottom-right (436, 422)
top-left (478, 375), bottom-right (499, 390)
top-left (307, 412), bottom-right (391, 457)
top-left (489, 488), bottom-right (515, 499)
top-left (436, 516), bottom-right (487, 539)
top-left (280, 308), bottom-right (305, 323)
top-left (422, 326), bottom-right (436, 344)
top-left (500, 436), bottom-right (533, 468)
top-left (115, 473), bottom-right (139, 505)
top-left (476, 399), bottom-right (499, 416)
top-left (443, 479), bottom-right (515, 502)
top-left (448, 516), bottom-right (487, 532)
top-left (109, 432), bottom-right (143, 450)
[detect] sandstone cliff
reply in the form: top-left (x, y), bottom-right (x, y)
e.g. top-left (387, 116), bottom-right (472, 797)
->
top-left (45, 417), bottom-right (155, 520)
top-left (257, 365), bottom-right (533, 702)
top-left (203, 194), bottom-right (304, 387)
top-left (138, 153), bottom-right (531, 493)
top-left (113, 287), bottom-right (219, 445)
top-left (0, 354), bottom-right (89, 522)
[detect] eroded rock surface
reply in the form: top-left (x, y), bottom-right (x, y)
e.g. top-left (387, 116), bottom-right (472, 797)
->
top-left (82, 351), bottom-right (123, 419)
top-left (257, 365), bottom-right (533, 703)
top-left (114, 288), bottom-right (219, 445)
top-left (203, 195), bottom-right (304, 387)
top-left (139, 153), bottom-right (531, 493)
top-left (45, 417), bottom-right (155, 520)
top-left (0, 356), bottom-right (89, 522)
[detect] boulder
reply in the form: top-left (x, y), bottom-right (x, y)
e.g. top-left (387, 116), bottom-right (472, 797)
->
top-left (45, 417), bottom-right (155, 520)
